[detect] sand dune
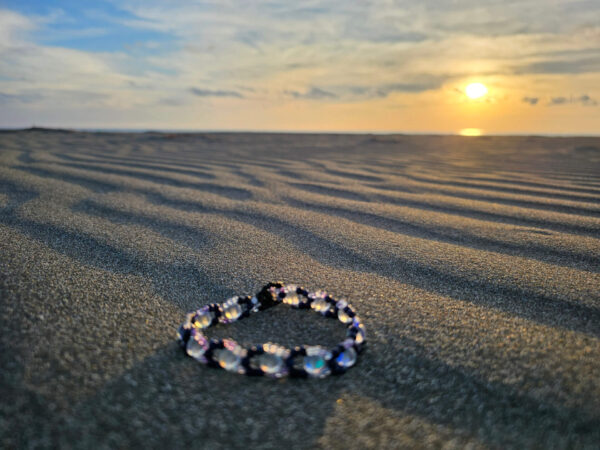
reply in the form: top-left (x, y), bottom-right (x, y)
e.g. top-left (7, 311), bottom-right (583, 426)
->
top-left (1, 130), bottom-right (599, 448)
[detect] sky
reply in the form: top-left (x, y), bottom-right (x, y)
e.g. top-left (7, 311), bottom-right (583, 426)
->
top-left (0, 0), bottom-right (599, 134)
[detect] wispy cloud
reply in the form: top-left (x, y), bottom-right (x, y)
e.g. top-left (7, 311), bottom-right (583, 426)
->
top-left (285, 80), bottom-right (444, 101)
top-left (285, 87), bottom-right (337, 100)
top-left (0, 91), bottom-right (42, 104)
top-left (516, 56), bottom-right (600, 75)
top-left (190, 87), bottom-right (243, 98)
top-left (550, 96), bottom-right (568, 105)
top-left (522, 96), bottom-right (539, 105)
top-left (548, 95), bottom-right (597, 106)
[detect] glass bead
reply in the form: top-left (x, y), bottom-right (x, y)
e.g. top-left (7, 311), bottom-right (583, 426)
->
top-left (284, 293), bottom-right (301, 306)
top-left (311, 297), bottom-right (329, 313)
top-left (335, 347), bottom-right (357, 368)
top-left (303, 346), bottom-right (331, 378)
top-left (214, 348), bottom-right (241, 371)
top-left (336, 300), bottom-right (348, 310)
top-left (252, 352), bottom-right (283, 375)
top-left (223, 301), bottom-right (242, 321)
top-left (193, 311), bottom-right (213, 329)
top-left (186, 336), bottom-right (207, 360)
top-left (337, 307), bottom-right (353, 324)
top-left (355, 327), bottom-right (366, 345)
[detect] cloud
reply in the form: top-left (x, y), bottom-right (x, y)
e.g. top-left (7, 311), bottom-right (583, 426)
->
top-left (549, 96), bottom-right (568, 105)
top-left (548, 95), bottom-right (597, 106)
top-left (515, 56), bottom-right (600, 75)
top-left (189, 87), bottom-right (243, 98)
top-left (0, 8), bottom-right (36, 43)
top-left (285, 80), bottom-right (443, 102)
top-left (579, 94), bottom-right (598, 106)
top-left (374, 81), bottom-right (443, 96)
top-left (522, 96), bottom-right (539, 105)
top-left (0, 91), bottom-right (42, 104)
top-left (285, 87), bottom-right (337, 100)
top-left (345, 81), bottom-right (443, 99)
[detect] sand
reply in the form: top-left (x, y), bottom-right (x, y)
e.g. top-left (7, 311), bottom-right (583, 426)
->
top-left (1, 129), bottom-right (599, 449)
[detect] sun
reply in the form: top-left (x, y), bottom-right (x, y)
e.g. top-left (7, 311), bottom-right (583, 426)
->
top-left (465, 82), bottom-right (488, 99)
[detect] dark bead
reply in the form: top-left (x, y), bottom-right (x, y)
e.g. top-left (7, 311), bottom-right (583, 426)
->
top-left (249, 345), bottom-right (264, 355)
top-left (208, 339), bottom-right (223, 350)
top-left (245, 367), bottom-right (264, 376)
top-left (202, 348), bottom-right (216, 367)
top-left (209, 304), bottom-right (221, 317)
top-left (330, 364), bottom-right (347, 375)
top-left (206, 358), bottom-right (220, 369)
top-left (344, 306), bottom-right (356, 318)
top-left (257, 286), bottom-right (278, 310)
top-left (263, 281), bottom-right (282, 291)
top-left (290, 346), bottom-right (306, 357)
top-left (177, 325), bottom-right (191, 348)
top-left (324, 309), bottom-right (336, 318)
top-left (330, 346), bottom-right (343, 359)
top-left (289, 367), bottom-right (309, 378)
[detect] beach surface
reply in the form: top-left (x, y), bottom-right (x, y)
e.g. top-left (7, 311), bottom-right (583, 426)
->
top-left (1, 130), bottom-right (599, 449)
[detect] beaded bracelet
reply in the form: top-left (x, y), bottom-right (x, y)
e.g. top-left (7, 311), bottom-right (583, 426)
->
top-left (177, 282), bottom-right (366, 378)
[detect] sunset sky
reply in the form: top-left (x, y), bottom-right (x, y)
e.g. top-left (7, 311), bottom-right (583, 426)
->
top-left (1, 1), bottom-right (599, 134)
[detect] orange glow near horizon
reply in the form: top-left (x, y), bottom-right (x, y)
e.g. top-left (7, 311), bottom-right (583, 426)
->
top-left (459, 128), bottom-right (483, 136)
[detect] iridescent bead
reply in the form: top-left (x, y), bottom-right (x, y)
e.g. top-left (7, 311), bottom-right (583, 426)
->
top-left (223, 299), bottom-right (242, 321)
top-left (193, 310), bottom-right (213, 329)
top-left (355, 327), bottom-right (366, 345)
top-left (335, 347), bottom-right (357, 368)
top-left (303, 346), bottom-right (331, 378)
top-left (283, 294), bottom-right (301, 307)
top-left (311, 297), bottom-right (329, 313)
top-left (214, 348), bottom-right (241, 371)
top-left (186, 335), bottom-right (207, 360)
top-left (337, 304), bottom-right (353, 324)
top-left (252, 352), bottom-right (283, 375)
top-left (177, 324), bottom-right (191, 346)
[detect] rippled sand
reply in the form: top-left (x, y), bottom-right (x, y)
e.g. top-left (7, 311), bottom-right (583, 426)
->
top-left (1, 130), bottom-right (599, 448)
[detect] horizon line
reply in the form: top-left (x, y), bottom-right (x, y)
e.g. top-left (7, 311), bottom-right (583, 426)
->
top-left (1, 126), bottom-right (600, 138)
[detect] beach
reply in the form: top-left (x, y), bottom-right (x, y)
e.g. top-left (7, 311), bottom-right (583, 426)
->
top-left (1, 129), bottom-right (599, 448)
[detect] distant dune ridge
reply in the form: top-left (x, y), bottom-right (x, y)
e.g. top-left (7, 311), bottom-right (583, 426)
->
top-left (1, 131), bottom-right (599, 448)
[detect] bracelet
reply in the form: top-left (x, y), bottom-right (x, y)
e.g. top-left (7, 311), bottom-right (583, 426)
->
top-left (177, 282), bottom-right (366, 378)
